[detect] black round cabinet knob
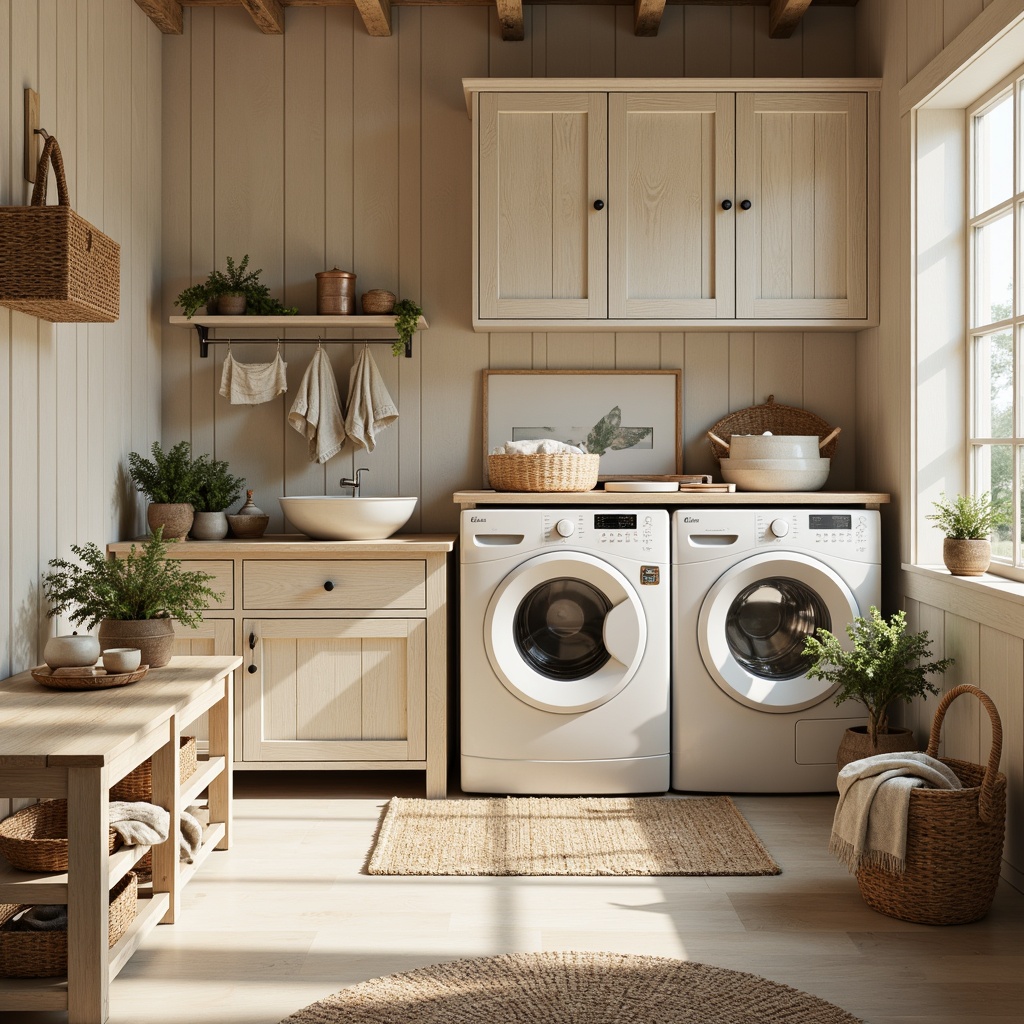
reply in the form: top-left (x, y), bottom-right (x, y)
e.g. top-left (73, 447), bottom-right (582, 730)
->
top-left (247, 663), bottom-right (257, 674)
top-left (593, 199), bottom-right (605, 211)
top-left (721, 199), bottom-right (733, 211)
top-left (740, 199), bottom-right (752, 211)
top-left (324, 581), bottom-right (335, 592)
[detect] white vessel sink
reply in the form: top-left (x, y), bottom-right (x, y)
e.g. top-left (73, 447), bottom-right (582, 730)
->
top-left (279, 496), bottom-right (417, 541)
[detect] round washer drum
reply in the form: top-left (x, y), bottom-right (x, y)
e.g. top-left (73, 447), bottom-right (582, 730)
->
top-left (484, 550), bottom-right (647, 714)
top-left (697, 550), bottom-right (859, 713)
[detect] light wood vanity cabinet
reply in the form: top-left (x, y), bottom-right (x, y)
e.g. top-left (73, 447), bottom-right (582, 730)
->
top-left (467, 78), bottom-right (879, 330)
top-left (110, 537), bottom-right (455, 798)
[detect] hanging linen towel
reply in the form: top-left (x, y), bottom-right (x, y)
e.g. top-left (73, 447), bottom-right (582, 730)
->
top-left (288, 347), bottom-right (347, 464)
top-left (219, 349), bottom-right (288, 405)
top-left (829, 751), bottom-right (961, 874)
top-left (345, 345), bottom-right (398, 452)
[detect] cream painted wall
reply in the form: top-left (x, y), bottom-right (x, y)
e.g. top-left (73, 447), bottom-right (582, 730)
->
top-left (160, 3), bottom-right (862, 537)
top-left (0, 0), bottom-right (163, 817)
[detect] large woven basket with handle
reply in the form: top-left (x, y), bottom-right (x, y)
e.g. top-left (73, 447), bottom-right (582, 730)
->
top-left (706, 395), bottom-right (840, 462)
top-left (855, 684), bottom-right (1007, 925)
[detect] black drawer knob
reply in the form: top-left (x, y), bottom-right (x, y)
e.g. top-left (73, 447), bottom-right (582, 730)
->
top-left (739, 199), bottom-right (752, 211)
top-left (593, 199), bottom-right (605, 211)
top-left (721, 199), bottom-right (732, 211)
top-left (247, 663), bottom-right (257, 674)
top-left (324, 580), bottom-right (335, 592)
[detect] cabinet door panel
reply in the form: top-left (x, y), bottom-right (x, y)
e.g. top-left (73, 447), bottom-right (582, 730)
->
top-left (736, 92), bottom-right (867, 319)
top-left (479, 93), bottom-right (607, 319)
top-left (172, 619), bottom-right (235, 743)
top-left (608, 93), bottom-right (735, 318)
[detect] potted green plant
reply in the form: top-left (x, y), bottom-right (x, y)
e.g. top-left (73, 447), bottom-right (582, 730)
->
top-left (391, 298), bottom-right (423, 357)
top-left (174, 254), bottom-right (299, 319)
top-left (209, 254), bottom-right (256, 315)
top-left (41, 527), bottom-right (221, 668)
top-left (191, 457), bottom-right (245, 541)
top-left (128, 440), bottom-right (200, 539)
top-left (926, 491), bottom-right (1009, 576)
top-left (803, 606), bottom-right (954, 770)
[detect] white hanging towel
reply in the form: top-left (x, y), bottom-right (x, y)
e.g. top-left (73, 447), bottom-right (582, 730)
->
top-left (219, 349), bottom-right (288, 405)
top-left (344, 345), bottom-right (398, 452)
top-left (287, 347), bottom-right (347, 464)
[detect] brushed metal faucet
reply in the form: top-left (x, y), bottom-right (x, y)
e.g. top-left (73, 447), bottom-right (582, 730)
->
top-left (340, 467), bottom-right (369, 497)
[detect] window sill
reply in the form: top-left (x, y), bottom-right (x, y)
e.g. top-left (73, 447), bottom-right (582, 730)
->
top-left (902, 563), bottom-right (1024, 640)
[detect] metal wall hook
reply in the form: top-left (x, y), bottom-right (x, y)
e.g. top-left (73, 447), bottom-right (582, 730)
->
top-left (33, 127), bottom-right (51, 140)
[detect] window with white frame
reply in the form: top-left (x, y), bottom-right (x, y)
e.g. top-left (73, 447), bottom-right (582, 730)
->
top-left (969, 75), bottom-right (1022, 569)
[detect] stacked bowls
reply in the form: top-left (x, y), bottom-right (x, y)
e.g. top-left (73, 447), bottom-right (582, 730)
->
top-left (718, 432), bottom-right (830, 492)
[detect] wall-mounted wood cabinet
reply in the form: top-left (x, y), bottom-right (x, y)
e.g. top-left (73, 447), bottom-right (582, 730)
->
top-left (466, 78), bottom-right (879, 331)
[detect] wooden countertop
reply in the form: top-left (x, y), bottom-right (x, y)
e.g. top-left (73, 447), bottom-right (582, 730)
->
top-left (453, 490), bottom-right (890, 508)
top-left (109, 534), bottom-right (457, 555)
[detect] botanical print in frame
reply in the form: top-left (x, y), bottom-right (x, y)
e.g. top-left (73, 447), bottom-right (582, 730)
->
top-left (483, 370), bottom-right (683, 484)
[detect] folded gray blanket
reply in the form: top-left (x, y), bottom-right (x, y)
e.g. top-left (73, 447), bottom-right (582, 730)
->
top-left (109, 800), bottom-right (170, 846)
top-left (2, 905), bottom-right (67, 932)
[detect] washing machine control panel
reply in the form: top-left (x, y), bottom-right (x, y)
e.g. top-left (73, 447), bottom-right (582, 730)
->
top-left (754, 511), bottom-right (873, 552)
top-left (541, 511), bottom-right (663, 556)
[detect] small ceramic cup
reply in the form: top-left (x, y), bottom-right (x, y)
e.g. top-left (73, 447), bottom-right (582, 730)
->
top-left (102, 647), bottom-right (142, 673)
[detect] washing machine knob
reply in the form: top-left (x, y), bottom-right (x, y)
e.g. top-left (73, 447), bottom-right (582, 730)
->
top-left (769, 518), bottom-right (790, 538)
top-left (555, 519), bottom-right (575, 538)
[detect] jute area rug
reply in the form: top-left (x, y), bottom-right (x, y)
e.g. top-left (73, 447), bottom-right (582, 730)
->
top-left (366, 796), bottom-right (780, 876)
top-left (279, 951), bottom-right (862, 1023)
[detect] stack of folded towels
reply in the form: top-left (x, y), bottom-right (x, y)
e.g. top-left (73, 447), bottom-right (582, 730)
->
top-left (491, 439), bottom-right (586, 455)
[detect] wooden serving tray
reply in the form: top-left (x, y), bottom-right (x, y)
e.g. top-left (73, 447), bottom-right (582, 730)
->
top-left (31, 664), bottom-right (150, 690)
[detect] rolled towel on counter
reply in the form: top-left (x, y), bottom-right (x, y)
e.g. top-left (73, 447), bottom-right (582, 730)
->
top-left (491, 439), bottom-right (585, 456)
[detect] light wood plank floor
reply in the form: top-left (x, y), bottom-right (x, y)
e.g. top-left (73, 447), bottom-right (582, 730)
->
top-left (7, 772), bottom-right (1024, 1024)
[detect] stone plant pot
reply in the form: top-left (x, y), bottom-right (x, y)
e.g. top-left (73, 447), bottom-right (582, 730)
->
top-left (98, 617), bottom-right (175, 669)
top-left (191, 510), bottom-right (229, 541)
top-left (837, 726), bottom-right (917, 771)
top-left (942, 537), bottom-right (991, 576)
top-left (147, 502), bottom-right (194, 540)
top-left (217, 292), bottom-right (246, 315)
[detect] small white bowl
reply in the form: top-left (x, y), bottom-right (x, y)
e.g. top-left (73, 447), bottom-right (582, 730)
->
top-left (102, 647), bottom-right (142, 673)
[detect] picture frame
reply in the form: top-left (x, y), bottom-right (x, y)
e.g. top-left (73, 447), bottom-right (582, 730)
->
top-left (483, 369), bottom-right (683, 484)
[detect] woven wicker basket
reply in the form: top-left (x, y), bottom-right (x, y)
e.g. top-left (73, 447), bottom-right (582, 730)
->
top-left (488, 453), bottom-right (600, 492)
top-left (361, 289), bottom-right (396, 314)
top-left (855, 685), bottom-right (1007, 926)
top-left (0, 136), bottom-right (120, 323)
top-left (110, 735), bottom-right (197, 803)
top-left (706, 395), bottom-right (839, 462)
top-left (0, 872), bottom-right (137, 978)
top-left (0, 800), bottom-right (120, 872)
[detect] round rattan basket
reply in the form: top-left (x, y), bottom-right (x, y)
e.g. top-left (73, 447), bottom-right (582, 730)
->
top-left (361, 289), bottom-right (397, 314)
top-left (855, 685), bottom-right (1007, 926)
top-left (488, 453), bottom-right (600, 493)
top-left (110, 735), bottom-right (197, 802)
top-left (0, 800), bottom-right (120, 872)
top-left (706, 395), bottom-right (840, 462)
top-left (0, 872), bottom-right (137, 977)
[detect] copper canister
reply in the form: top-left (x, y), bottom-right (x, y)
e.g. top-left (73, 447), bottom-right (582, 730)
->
top-left (316, 268), bottom-right (356, 314)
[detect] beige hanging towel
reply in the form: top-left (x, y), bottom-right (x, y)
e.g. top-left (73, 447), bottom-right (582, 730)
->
top-left (219, 349), bottom-right (288, 405)
top-left (345, 345), bottom-right (398, 452)
top-left (288, 346), bottom-right (347, 464)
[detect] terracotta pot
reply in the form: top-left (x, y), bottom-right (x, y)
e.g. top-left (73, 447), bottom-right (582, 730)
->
top-left (191, 510), bottom-right (229, 541)
top-left (98, 617), bottom-right (175, 669)
top-left (942, 537), bottom-right (991, 576)
top-left (147, 502), bottom-right (194, 540)
top-left (837, 726), bottom-right (917, 771)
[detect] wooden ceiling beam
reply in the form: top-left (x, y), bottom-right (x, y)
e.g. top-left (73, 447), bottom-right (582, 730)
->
top-left (633, 0), bottom-right (665, 36)
top-left (134, 0), bottom-right (183, 33)
top-left (768, 0), bottom-right (812, 38)
top-left (496, 0), bottom-right (524, 40)
top-left (240, 0), bottom-right (285, 30)
top-left (355, 0), bottom-right (392, 34)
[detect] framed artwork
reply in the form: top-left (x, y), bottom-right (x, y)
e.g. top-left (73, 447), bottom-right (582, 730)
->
top-left (483, 369), bottom-right (683, 484)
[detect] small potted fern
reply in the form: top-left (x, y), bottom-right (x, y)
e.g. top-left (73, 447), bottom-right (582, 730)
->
top-left (926, 491), bottom-right (1009, 576)
top-left (127, 440), bottom-right (200, 539)
top-left (191, 457), bottom-right (245, 541)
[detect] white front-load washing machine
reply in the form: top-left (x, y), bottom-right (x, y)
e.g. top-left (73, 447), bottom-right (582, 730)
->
top-left (461, 507), bottom-right (670, 794)
top-left (672, 508), bottom-right (881, 793)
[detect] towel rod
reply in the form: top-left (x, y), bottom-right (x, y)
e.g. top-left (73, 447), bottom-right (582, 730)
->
top-left (190, 324), bottom-right (412, 358)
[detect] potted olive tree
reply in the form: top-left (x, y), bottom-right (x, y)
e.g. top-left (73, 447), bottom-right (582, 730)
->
top-left (128, 440), bottom-right (200, 539)
top-left (191, 457), bottom-right (245, 541)
top-left (803, 606), bottom-right (954, 770)
top-left (41, 528), bottom-right (220, 668)
top-left (927, 491), bottom-right (1009, 576)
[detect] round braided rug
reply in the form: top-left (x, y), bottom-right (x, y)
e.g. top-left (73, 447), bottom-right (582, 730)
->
top-left (279, 950), bottom-right (863, 1023)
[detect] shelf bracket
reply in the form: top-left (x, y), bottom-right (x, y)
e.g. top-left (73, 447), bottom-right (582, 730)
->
top-left (195, 323), bottom-right (211, 359)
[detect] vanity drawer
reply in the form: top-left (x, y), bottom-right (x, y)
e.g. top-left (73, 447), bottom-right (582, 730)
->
top-left (178, 560), bottom-right (234, 610)
top-left (242, 559), bottom-right (426, 610)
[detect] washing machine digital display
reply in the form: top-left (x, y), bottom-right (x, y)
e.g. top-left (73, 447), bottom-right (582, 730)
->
top-left (808, 514), bottom-right (852, 530)
top-left (594, 514), bottom-right (637, 530)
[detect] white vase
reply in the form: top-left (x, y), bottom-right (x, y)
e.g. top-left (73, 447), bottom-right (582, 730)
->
top-left (191, 510), bottom-right (229, 541)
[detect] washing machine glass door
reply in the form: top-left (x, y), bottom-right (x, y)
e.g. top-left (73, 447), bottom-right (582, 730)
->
top-left (485, 551), bottom-right (647, 713)
top-left (697, 551), bottom-right (859, 712)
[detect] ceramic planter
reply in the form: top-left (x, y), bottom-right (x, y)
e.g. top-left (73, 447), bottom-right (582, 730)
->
top-left (942, 537), bottom-right (991, 576)
top-left (98, 617), bottom-right (175, 669)
top-left (191, 510), bottom-right (229, 541)
top-left (147, 502), bottom-right (194, 540)
top-left (217, 292), bottom-right (246, 315)
top-left (837, 726), bottom-right (917, 771)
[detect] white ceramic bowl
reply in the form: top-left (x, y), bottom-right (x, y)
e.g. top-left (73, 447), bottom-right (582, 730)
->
top-left (43, 633), bottom-right (100, 669)
top-left (720, 462), bottom-right (831, 492)
top-left (728, 433), bottom-right (822, 460)
top-left (279, 496), bottom-right (417, 541)
top-left (102, 647), bottom-right (142, 673)
top-left (724, 457), bottom-right (831, 471)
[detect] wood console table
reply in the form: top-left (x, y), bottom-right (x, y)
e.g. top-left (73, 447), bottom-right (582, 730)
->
top-left (0, 655), bottom-right (240, 1023)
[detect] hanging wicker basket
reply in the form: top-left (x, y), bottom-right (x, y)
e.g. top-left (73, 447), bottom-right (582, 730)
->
top-left (706, 395), bottom-right (840, 462)
top-left (855, 685), bottom-right (1007, 925)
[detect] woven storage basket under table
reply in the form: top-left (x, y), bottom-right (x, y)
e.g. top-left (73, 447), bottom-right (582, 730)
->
top-left (855, 685), bottom-right (1007, 926)
top-left (0, 872), bottom-right (137, 978)
top-left (706, 395), bottom-right (839, 462)
top-left (0, 800), bottom-right (120, 872)
top-left (0, 136), bottom-right (119, 323)
top-left (488, 453), bottom-right (600, 492)
top-left (109, 735), bottom-right (197, 802)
